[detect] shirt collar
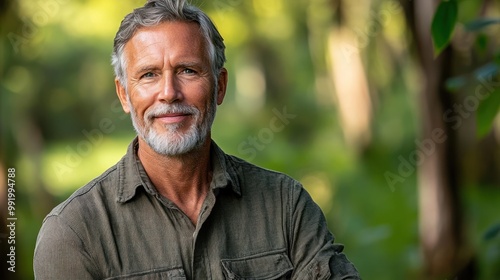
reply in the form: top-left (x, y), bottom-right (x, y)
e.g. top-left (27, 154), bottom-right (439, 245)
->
top-left (116, 138), bottom-right (145, 203)
top-left (117, 137), bottom-right (241, 203)
top-left (209, 141), bottom-right (241, 196)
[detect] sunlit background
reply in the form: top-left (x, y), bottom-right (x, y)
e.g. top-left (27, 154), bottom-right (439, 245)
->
top-left (1, 0), bottom-right (500, 279)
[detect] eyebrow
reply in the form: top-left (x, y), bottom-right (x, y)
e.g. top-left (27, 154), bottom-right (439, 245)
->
top-left (133, 65), bottom-right (161, 77)
top-left (131, 59), bottom-right (207, 77)
top-left (176, 60), bottom-right (203, 68)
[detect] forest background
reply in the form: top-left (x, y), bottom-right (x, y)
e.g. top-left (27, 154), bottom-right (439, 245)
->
top-left (1, 0), bottom-right (499, 279)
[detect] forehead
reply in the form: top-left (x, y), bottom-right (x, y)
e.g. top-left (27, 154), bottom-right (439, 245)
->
top-left (123, 21), bottom-right (208, 64)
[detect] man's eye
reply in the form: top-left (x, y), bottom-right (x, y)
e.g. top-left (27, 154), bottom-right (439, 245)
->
top-left (181, 68), bottom-right (196, 74)
top-left (141, 72), bottom-right (155, 79)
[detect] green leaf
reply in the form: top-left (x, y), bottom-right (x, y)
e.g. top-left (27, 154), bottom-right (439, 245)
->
top-left (477, 89), bottom-right (500, 138)
top-left (431, 0), bottom-right (458, 56)
top-left (465, 18), bottom-right (500, 32)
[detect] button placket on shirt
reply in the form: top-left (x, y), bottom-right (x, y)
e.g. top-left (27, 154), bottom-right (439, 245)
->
top-left (191, 191), bottom-right (216, 278)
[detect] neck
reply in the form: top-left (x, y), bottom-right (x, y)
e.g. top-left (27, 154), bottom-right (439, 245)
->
top-left (137, 136), bottom-right (212, 225)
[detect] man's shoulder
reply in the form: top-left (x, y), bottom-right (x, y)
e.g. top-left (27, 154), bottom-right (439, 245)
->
top-left (222, 152), bottom-right (301, 189)
top-left (46, 162), bottom-right (121, 220)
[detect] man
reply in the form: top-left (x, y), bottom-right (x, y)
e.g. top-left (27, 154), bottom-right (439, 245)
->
top-left (34, 0), bottom-right (360, 279)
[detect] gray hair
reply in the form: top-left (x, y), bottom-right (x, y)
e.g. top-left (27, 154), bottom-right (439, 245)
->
top-left (111, 0), bottom-right (226, 88)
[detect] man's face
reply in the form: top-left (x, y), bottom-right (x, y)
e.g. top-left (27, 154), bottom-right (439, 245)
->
top-left (115, 21), bottom-right (227, 156)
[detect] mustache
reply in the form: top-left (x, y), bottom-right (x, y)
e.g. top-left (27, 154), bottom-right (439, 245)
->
top-left (145, 103), bottom-right (199, 120)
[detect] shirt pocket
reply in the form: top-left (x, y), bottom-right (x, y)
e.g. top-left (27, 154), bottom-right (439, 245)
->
top-left (106, 267), bottom-right (186, 280)
top-left (221, 250), bottom-right (293, 280)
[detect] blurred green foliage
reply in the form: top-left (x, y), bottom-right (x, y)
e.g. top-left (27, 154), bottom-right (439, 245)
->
top-left (432, 0), bottom-right (500, 138)
top-left (1, 0), bottom-right (499, 279)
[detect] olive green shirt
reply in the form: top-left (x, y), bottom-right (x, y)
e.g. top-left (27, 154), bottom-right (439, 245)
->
top-left (34, 138), bottom-right (359, 279)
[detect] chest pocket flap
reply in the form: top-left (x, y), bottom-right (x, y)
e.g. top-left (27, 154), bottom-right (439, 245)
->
top-left (221, 250), bottom-right (293, 280)
top-left (106, 267), bottom-right (186, 280)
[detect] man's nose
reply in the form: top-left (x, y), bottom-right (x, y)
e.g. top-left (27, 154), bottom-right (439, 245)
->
top-left (158, 73), bottom-right (182, 103)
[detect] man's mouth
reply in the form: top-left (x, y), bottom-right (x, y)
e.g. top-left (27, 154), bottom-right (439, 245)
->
top-left (154, 113), bottom-right (191, 124)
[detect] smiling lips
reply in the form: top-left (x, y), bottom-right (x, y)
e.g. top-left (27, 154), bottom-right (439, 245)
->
top-left (154, 113), bottom-right (191, 124)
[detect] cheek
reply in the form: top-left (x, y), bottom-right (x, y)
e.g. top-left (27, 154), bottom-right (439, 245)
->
top-left (128, 96), bottom-right (151, 121)
top-left (198, 80), bottom-right (216, 104)
top-left (133, 82), bottom-right (160, 98)
top-left (129, 87), bottom-right (156, 117)
top-left (183, 82), bottom-right (212, 107)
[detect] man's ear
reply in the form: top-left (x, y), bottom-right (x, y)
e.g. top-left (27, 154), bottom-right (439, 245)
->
top-left (115, 78), bottom-right (130, 114)
top-left (216, 68), bottom-right (228, 105)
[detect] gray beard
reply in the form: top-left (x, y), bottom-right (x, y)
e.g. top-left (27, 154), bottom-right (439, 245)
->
top-left (127, 96), bottom-right (216, 156)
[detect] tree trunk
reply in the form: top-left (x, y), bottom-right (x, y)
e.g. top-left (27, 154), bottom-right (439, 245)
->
top-left (408, 0), bottom-right (475, 278)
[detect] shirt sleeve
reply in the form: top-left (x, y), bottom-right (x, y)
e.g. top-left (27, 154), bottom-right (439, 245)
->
top-left (34, 215), bottom-right (100, 280)
top-left (288, 182), bottom-right (360, 280)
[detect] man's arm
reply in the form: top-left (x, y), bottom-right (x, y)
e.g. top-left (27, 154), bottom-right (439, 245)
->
top-left (34, 215), bottom-right (100, 279)
top-left (288, 183), bottom-right (360, 279)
